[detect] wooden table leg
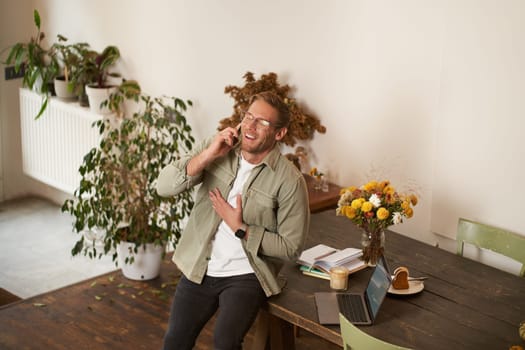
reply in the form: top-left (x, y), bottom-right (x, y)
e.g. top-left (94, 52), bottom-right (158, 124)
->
top-left (269, 315), bottom-right (295, 350)
top-left (252, 309), bottom-right (296, 350)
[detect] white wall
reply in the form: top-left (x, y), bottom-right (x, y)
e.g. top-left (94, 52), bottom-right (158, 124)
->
top-left (0, 0), bottom-right (70, 205)
top-left (1, 0), bottom-right (524, 273)
top-left (432, 0), bottom-right (525, 237)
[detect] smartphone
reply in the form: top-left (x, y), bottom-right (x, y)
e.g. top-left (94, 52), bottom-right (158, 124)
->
top-left (232, 123), bottom-right (241, 147)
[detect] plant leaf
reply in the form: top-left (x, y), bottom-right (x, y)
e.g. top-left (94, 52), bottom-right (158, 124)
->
top-left (33, 9), bottom-right (41, 30)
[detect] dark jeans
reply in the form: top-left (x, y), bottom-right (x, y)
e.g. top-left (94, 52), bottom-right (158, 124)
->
top-left (162, 273), bottom-right (267, 350)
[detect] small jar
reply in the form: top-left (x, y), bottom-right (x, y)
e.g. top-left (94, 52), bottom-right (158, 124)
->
top-left (321, 177), bottom-right (329, 192)
top-left (329, 266), bottom-right (350, 291)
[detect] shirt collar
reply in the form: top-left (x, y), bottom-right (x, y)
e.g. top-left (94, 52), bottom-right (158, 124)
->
top-left (234, 143), bottom-right (282, 172)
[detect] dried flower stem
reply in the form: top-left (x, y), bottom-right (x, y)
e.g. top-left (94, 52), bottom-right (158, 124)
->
top-left (361, 229), bottom-right (385, 265)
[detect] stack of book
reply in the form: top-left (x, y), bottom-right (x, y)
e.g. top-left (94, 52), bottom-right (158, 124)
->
top-left (297, 244), bottom-right (367, 280)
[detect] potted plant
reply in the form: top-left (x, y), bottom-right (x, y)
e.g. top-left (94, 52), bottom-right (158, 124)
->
top-left (2, 9), bottom-right (57, 118)
top-left (73, 45), bottom-right (121, 114)
top-left (49, 35), bottom-right (89, 100)
top-left (61, 81), bottom-right (196, 280)
top-left (66, 44), bottom-right (95, 107)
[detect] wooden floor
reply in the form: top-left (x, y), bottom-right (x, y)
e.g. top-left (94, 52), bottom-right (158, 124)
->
top-left (0, 288), bottom-right (21, 306)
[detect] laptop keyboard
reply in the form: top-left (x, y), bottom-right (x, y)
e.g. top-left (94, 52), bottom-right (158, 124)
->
top-left (337, 293), bottom-right (368, 323)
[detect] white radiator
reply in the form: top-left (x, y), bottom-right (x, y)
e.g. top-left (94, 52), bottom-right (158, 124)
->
top-left (19, 88), bottom-right (101, 194)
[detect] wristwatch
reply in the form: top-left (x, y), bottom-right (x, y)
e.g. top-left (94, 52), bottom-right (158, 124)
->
top-left (234, 223), bottom-right (248, 239)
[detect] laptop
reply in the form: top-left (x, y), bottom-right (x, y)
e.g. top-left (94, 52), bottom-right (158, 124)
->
top-left (314, 255), bottom-right (392, 325)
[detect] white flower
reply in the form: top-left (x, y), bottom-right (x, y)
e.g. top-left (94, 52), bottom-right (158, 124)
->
top-left (369, 194), bottom-right (381, 208)
top-left (393, 212), bottom-right (403, 225)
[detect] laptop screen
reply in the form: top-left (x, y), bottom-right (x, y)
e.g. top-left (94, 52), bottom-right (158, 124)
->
top-left (365, 257), bottom-right (391, 319)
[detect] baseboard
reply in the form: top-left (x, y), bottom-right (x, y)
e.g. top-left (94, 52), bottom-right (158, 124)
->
top-left (0, 288), bottom-right (21, 306)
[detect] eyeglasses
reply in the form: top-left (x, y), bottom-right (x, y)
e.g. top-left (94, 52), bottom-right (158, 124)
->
top-left (242, 111), bottom-right (276, 129)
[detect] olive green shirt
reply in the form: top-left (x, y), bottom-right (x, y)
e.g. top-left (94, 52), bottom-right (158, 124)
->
top-left (156, 138), bottom-right (310, 296)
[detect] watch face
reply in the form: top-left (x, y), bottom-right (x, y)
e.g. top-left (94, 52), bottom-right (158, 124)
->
top-left (235, 229), bottom-right (246, 239)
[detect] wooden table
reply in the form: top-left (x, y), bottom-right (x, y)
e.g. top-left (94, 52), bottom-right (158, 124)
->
top-left (257, 210), bottom-right (525, 349)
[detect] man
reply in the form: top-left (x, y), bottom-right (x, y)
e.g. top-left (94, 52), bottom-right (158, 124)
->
top-left (156, 91), bottom-right (310, 349)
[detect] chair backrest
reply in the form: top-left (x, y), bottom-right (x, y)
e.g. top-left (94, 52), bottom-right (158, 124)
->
top-left (456, 218), bottom-right (525, 277)
top-left (339, 313), bottom-right (411, 350)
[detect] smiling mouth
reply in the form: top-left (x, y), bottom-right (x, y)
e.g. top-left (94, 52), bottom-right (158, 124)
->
top-left (244, 132), bottom-right (256, 141)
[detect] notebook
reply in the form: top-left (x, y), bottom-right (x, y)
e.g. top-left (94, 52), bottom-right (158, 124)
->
top-left (314, 255), bottom-right (391, 325)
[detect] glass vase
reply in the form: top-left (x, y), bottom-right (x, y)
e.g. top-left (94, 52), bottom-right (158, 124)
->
top-left (360, 229), bottom-right (385, 266)
top-left (313, 175), bottom-right (323, 191)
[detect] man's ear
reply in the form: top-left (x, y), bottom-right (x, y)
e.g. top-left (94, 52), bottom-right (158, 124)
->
top-left (274, 127), bottom-right (288, 142)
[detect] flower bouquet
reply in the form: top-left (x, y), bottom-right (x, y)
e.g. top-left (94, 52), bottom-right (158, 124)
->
top-left (336, 180), bottom-right (417, 265)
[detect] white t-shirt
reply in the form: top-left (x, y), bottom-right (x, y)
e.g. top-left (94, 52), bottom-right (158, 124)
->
top-left (206, 155), bottom-right (257, 277)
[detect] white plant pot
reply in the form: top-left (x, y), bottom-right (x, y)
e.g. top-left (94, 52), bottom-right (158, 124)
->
top-left (54, 77), bottom-right (76, 99)
top-left (85, 84), bottom-right (117, 115)
top-left (105, 74), bottom-right (123, 86)
top-left (117, 241), bottom-right (164, 281)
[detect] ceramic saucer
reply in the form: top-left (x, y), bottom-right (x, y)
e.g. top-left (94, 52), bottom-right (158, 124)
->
top-left (388, 280), bottom-right (424, 295)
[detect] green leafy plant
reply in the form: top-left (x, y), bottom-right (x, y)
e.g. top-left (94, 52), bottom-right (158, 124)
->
top-left (72, 45), bottom-right (121, 89)
top-left (49, 35), bottom-right (89, 89)
top-left (2, 9), bottom-right (56, 118)
top-left (62, 81), bottom-right (196, 264)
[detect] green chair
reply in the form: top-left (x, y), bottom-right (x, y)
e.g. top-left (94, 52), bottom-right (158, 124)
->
top-left (339, 313), bottom-right (411, 350)
top-left (456, 218), bottom-right (525, 277)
